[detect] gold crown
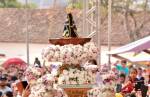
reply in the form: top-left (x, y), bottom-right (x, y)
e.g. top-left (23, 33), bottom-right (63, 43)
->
top-left (66, 6), bottom-right (73, 13)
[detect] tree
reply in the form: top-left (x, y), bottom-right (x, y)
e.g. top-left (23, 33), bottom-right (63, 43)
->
top-left (67, 0), bottom-right (83, 9)
top-left (0, 0), bottom-right (22, 8)
top-left (112, 0), bottom-right (150, 41)
top-left (0, 0), bottom-right (37, 8)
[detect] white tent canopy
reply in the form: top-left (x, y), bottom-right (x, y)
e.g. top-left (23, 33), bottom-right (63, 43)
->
top-left (118, 52), bottom-right (150, 62)
top-left (109, 36), bottom-right (150, 55)
top-left (129, 55), bottom-right (150, 62)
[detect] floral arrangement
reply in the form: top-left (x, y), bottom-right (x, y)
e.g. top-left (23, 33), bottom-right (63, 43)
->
top-left (87, 73), bottom-right (116, 97)
top-left (24, 66), bottom-right (67, 97)
top-left (87, 86), bottom-right (115, 97)
top-left (29, 74), bottom-right (56, 97)
top-left (37, 74), bottom-right (55, 85)
top-left (29, 84), bottom-right (55, 97)
top-left (24, 66), bottom-right (46, 82)
top-left (29, 74), bottom-right (68, 97)
top-left (42, 42), bottom-right (99, 65)
top-left (58, 68), bottom-right (96, 85)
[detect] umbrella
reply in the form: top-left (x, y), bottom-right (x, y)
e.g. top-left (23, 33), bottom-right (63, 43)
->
top-left (2, 58), bottom-right (27, 69)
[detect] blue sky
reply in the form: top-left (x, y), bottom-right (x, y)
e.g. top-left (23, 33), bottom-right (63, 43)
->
top-left (18, 0), bottom-right (68, 8)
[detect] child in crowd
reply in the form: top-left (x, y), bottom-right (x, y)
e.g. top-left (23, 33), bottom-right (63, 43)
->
top-left (120, 68), bottom-right (137, 97)
top-left (115, 73), bottom-right (126, 93)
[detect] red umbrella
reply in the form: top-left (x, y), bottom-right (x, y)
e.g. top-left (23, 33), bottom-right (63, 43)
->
top-left (2, 58), bottom-right (27, 69)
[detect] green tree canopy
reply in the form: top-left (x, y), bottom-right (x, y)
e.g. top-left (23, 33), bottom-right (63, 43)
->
top-left (0, 0), bottom-right (37, 8)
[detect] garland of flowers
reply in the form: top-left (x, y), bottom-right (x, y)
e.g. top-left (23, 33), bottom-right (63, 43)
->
top-left (42, 42), bottom-right (99, 65)
top-left (29, 74), bottom-right (56, 97)
top-left (87, 73), bottom-right (116, 97)
top-left (24, 66), bottom-right (46, 82)
top-left (87, 86), bottom-right (115, 97)
top-left (58, 68), bottom-right (96, 85)
top-left (24, 66), bottom-right (67, 97)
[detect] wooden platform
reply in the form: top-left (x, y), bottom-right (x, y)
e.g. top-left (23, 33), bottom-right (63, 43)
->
top-left (59, 84), bottom-right (93, 97)
top-left (49, 38), bottom-right (91, 46)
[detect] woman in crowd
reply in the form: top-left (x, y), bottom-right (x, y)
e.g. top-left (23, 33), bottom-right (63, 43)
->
top-left (119, 68), bottom-right (137, 97)
top-left (135, 68), bottom-right (145, 91)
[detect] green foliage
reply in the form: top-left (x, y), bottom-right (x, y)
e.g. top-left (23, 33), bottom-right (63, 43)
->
top-left (72, 1), bottom-right (83, 9)
top-left (67, 0), bottom-right (83, 9)
top-left (22, 3), bottom-right (37, 9)
top-left (0, 0), bottom-right (21, 8)
top-left (0, 0), bottom-right (37, 8)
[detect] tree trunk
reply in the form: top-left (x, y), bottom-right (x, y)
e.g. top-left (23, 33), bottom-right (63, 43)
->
top-left (133, 0), bottom-right (148, 40)
top-left (53, 0), bottom-right (57, 8)
top-left (124, 11), bottom-right (135, 41)
top-left (124, 0), bottom-right (136, 42)
top-left (72, 0), bottom-right (77, 4)
top-left (109, 0), bottom-right (150, 42)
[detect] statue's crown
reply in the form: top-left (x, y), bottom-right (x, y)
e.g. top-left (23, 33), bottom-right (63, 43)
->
top-left (66, 6), bottom-right (73, 13)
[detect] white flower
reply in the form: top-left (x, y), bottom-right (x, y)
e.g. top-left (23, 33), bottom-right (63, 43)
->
top-left (42, 42), bottom-right (99, 65)
top-left (62, 70), bottom-right (68, 75)
top-left (58, 77), bottom-right (64, 84)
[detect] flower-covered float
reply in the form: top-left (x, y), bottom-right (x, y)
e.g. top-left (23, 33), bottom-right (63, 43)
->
top-left (41, 11), bottom-right (99, 97)
top-left (42, 42), bottom-right (98, 65)
top-left (24, 66), bottom-right (68, 97)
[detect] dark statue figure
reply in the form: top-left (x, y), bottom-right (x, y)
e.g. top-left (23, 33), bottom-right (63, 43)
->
top-left (63, 13), bottom-right (78, 38)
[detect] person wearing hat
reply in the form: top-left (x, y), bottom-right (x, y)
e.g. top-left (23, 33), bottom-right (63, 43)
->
top-left (0, 75), bottom-right (12, 96)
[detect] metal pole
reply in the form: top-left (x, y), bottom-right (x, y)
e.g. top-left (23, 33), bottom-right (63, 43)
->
top-left (83, 0), bottom-right (86, 35)
top-left (53, 0), bottom-right (57, 8)
top-left (25, 0), bottom-right (29, 64)
top-left (108, 0), bottom-right (112, 69)
top-left (90, 0), bottom-right (94, 33)
top-left (96, 0), bottom-right (101, 66)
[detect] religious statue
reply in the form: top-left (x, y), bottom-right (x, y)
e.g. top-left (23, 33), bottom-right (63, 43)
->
top-left (63, 12), bottom-right (78, 38)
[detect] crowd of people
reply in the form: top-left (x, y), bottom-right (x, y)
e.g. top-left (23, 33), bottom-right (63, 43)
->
top-left (0, 65), bottom-right (25, 97)
top-left (112, 60), bottom-right (150, 97)
top-left (0, 58), bottom-right (150, 97)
